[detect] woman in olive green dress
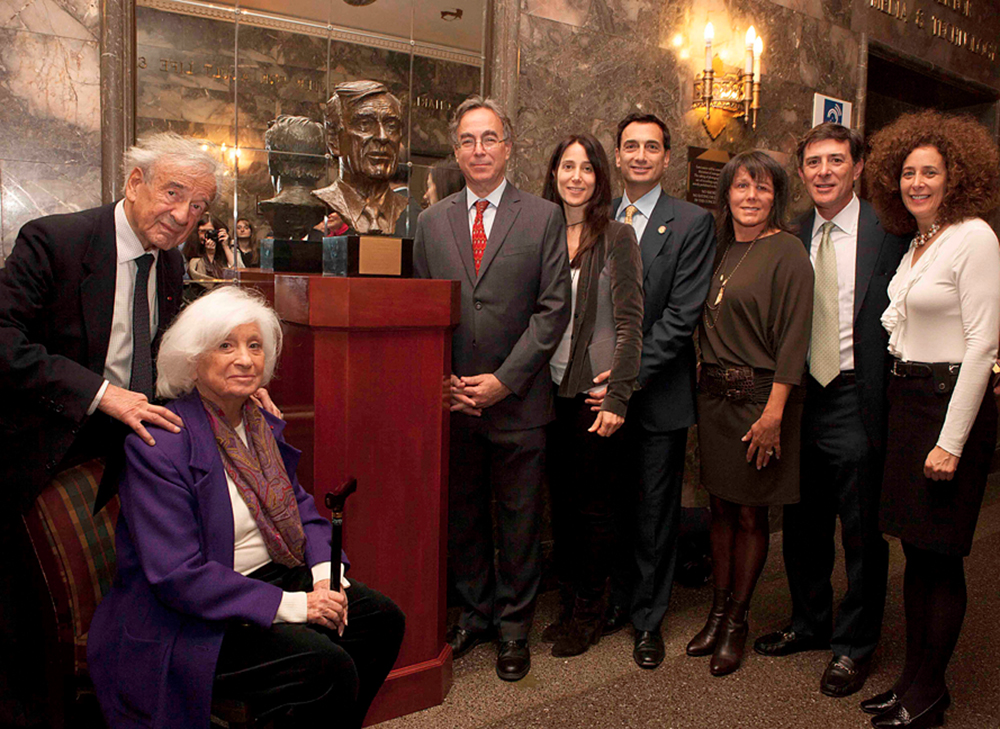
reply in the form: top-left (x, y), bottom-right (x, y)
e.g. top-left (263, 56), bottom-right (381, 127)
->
top-left (686, 150), bottom-right (814, 676)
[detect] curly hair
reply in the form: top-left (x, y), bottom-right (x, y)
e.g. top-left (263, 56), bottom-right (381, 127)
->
top-left (865, 111), bottom-right (1000, 236)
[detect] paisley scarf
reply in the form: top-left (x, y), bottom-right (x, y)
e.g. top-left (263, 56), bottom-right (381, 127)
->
top-left (202, 396), bottom-right (306, 567)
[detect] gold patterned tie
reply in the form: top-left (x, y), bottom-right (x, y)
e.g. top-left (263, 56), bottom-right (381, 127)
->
top-left (624, 205), bottom-right (638, 226)
top-left (810, 221), bottom-right (840, 387)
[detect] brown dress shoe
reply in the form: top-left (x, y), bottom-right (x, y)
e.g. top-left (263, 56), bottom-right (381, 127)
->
top-left (753, 628), bottom-right (829, 657)
top-left (820, 654), bottom-right (871, 697)
top-left (633, 630), bottom-right (665, 669)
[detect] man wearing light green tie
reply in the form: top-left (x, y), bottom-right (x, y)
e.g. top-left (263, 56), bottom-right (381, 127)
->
top-left (754, 123), bottom-right (907, 699)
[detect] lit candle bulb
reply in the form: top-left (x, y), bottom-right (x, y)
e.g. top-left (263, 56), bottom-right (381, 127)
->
top-left (704, 22), bottom-right (714, 72)
top-left (745, 26), bottom-right (756, 76)
top-left (753, 35), bottom-right (763, 82)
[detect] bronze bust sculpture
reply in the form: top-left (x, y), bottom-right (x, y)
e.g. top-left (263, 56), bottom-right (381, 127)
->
top-left (259, 115), bottom-right (328, 239)
top-left (312, 80), bottom-right (408, 234)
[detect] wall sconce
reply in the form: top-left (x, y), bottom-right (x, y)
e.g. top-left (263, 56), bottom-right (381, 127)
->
top-left (692, 24), bottom-right (763, 139)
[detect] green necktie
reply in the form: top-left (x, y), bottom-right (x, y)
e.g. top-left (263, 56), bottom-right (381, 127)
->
top-left (810, 221), bottom-right (840, 387)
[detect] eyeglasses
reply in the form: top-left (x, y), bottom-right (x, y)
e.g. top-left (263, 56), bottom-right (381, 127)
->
top-left (457, 135), bottom-right (508, 152)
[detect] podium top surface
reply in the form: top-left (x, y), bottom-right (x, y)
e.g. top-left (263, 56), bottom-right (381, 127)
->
top-left (273, 275), bottom-right (461, 329)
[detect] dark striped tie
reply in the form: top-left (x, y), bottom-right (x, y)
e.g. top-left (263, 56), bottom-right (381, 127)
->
top-left (130, 253), bottom-right (154, 399)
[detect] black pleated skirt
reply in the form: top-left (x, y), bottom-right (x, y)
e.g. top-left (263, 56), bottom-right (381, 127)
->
top-left (880, 376), bottom-right (997, 556)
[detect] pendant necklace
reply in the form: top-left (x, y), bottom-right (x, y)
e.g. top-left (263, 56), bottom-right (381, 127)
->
top-left (704, 231), bottom-right (764, 328)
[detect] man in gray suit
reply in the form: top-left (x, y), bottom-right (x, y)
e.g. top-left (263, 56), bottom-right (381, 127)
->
top-left (413, 96), bottom-right (571, 682)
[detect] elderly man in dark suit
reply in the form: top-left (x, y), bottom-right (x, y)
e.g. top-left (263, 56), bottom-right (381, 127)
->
top-left (754, 123), bottom-right (906, 698)
top-left (0, 132), bottom-right (220, 722)
top-left (599, 112), bottom-right (716, 669)
top-left (413, 96), bottom-right (570, 682)
top-left (0, 132), bottom-right (223, 513)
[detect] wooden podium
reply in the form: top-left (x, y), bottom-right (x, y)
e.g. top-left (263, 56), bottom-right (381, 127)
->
top-left (264, 274), bottom-right (460, 725)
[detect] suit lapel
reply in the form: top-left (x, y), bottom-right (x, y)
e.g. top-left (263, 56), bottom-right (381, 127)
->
top-left (798, 210), bottom-right (816, 254)
top-left (475, 184), bottom-right (521, 282)
top-left (80, 203), bottom-right (118, 374)
top-left (446, 194), bottom-right (477, 284)
top-left (854, 201), bottom-right (882, 323)
top-left (640, 192), bottom-right (673, 280)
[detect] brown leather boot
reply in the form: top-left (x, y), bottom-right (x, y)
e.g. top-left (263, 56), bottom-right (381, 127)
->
top-left (709, 598), bottom-right (750, 676)
top-left (552, 595), bottom-right (603, 658)
top-left (686, 589), bottom-right (730, 657)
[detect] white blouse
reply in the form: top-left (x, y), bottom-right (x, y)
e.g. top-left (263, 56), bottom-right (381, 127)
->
top-left (230, 422), bottom-right (341, 624)
top-left (881, 218), bottom-right (1000, 456)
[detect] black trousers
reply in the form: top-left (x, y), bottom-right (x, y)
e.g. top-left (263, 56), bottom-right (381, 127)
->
top-left (448, 414), bottom-right (545, 641)
top-left (548, 393), bottom-right (623, 601)
top-left (783, 374), bottom-right (889, 661)
top-left (625, 423), bottom-right (689, 633)
top-left (214, 565), bottom-right (405, 729)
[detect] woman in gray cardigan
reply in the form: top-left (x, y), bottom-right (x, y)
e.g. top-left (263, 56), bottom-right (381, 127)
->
top-left (541, 133), bottom-right (644, 657)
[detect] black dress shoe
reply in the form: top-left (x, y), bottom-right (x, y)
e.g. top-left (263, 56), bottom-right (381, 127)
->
top-left (821, 655), bottom-right (871, 697)
top-left (603, 602), bottom-right (630, 636)
top-left (633, 630), bottom-right (665, 669)
top-left (496, 640), bottom-right (530, 681)
top-left (860, 689), bottom-right (899, 715)
top-left (753, 628), bottom-right (829, 657)
top-left (871, 691), bottom-right (950, 729)
top-left (447, 626), bottom-right (493, 659)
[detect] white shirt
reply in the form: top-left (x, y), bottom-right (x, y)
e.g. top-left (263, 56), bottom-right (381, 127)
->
top-left (229, 421), bottom-right (340, 624)
top-left (809, 194), bottom-right (859, 371)
top-left (882, 218), bottom-right (1000, 456)
top-left (87, 201), bottom-right (160, 414)
top-left (616, 185), bottom-right (661, 244)
top-left (549, 267), bottom-right (580, 386)
top-left (466, 178), bottom-right (508, 241)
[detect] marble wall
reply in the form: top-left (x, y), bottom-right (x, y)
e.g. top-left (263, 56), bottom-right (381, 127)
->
top-left (0, 0), bottom-right (102, 264)
top-left (511, 0), bottom-right (999, 211)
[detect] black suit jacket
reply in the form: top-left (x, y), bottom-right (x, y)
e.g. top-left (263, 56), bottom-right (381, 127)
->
top-left (797, 199), bottom-right (906, 451)
top-left (414, 184), bottom-right (571, 431)
top-left (0, 202), bottom-right (184, 515)
top-left (613, 192), bottom-right (717, 432)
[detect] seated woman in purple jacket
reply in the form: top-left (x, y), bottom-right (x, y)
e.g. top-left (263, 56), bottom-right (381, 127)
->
top-left (88, 286), bottom-right (404, 729)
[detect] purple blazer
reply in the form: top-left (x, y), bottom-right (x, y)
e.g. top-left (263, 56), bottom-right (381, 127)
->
top-left (87, 390), bottom-right (340, 729)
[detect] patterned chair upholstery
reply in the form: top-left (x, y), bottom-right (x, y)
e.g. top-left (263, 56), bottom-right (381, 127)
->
top-left (22, 459), bottom-right (260, 729)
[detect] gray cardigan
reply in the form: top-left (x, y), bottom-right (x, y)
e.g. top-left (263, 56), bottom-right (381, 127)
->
top-left (557, 220), bottom-right (644, 417)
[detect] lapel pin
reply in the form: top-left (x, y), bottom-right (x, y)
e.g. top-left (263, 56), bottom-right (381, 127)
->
top-left (658, 225), bottom-right (667, 234)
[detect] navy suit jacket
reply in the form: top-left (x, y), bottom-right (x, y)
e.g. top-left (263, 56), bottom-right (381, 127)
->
top-left (88, 392), bottom-right (336, 729)
top-left (797, 199), bottom-right (907, 451)
top-left (0, 202), bottom-right (185, 515)
top-left (613, 192), bottom-right (716, 432)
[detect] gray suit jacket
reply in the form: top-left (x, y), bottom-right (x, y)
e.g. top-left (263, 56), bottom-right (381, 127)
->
top-left (414, 183), bottom-right (571, 430)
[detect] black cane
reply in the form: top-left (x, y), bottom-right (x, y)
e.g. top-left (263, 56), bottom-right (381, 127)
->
top-left (324, 477), bottom-right (357, 594)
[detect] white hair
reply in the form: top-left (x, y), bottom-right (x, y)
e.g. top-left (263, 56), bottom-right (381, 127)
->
top-left (156, 286), bottom-right (283, 399)
top-left (123, 132), bottom-right (223, 199)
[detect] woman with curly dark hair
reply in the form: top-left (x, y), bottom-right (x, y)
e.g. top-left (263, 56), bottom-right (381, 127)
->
top-left (861, 111), bottom-right (1000, 728)
top-left (687, 150), bottom-right (813, 676)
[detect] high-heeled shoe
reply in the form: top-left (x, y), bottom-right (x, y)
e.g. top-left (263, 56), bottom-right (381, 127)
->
top-left (870, 690), bottom-right (951, 729)
top-left (687, 589), bottom-right (729, 657)
top-left (709, 598), bottom-right (749, 676)
top-left (860, 689), bottom-right (899, 715)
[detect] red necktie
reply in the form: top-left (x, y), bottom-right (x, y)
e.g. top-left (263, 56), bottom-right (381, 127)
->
top-left (472, 199), bottom-right (489, 275)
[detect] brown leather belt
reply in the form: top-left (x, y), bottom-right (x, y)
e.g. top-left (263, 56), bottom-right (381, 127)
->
top-left (700, 364), bottom-right (774, 404)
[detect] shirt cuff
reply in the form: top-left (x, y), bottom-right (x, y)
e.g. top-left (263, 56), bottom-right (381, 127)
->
top-left (87, 380), bottom-right (110, 417)
top-left (311, 561), bottom-right (332, 585)
top-left (273, 591), bottom-right (308, 624)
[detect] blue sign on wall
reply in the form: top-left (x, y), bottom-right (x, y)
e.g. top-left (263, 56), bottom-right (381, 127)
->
top-left (812, 94), bottom-right (853, 128)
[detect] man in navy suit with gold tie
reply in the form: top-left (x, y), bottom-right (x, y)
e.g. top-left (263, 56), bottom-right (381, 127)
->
top-left (598, 112), bottom-right (716, 669)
